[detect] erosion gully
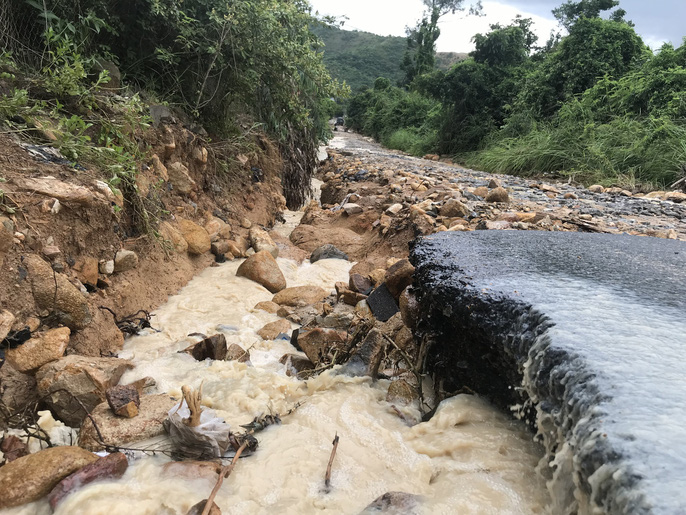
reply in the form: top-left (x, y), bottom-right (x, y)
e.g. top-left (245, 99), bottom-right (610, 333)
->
top-left (9, 170), bottom-right (548, 515)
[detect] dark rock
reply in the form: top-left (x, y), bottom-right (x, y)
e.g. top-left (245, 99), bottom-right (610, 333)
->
top-left (226, 344), bottom-right (250, 362)
top-left (349, 273), bottom-right (373, 294)
top-left (367, 284), bottom-right (399, 322)
top-left (187, 500), bottom-right (221, 515)
top-left (310, 244), bottom-right (349, 263)
top-left (297, 328), bottom-right (347, 363)
top-left (279, 354), bottom-right (315, 377)
top-left (183, 334), bottom-right (228, 361)
top-left (0, 435), bottom-right (28, 463)
top-left (342, 329), bottom-right (387, 378)
top-left (106, 384), bottom-right (141, 418)
top-left (359, 492), bottom-right (419, 514)
top-left (48, 452), bottom-right (128, 509)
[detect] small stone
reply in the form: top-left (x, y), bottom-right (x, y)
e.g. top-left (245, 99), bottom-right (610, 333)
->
top-left (236, 250), bottom-right (287, 293)
top-left (73, 256), bottom-right (99, 287)
top-left (151, 154), bottom-right (168, 181)
top-left (0, 435), bottom-right (28, 463)
top-left (5, 327), bottom-right (70, 373)
top-left (272, 286), bottom-right (329, 307)
top-left (241, 218), bottom-right (252, 229)
top-left (564, 192), bottom-right (578, 200)
top-left (0, 447), bottom-right (98, 509)
top-left (310, 244), bottom-right (349, 263)
top-left (167, 162), bottom-right (196, 195)
top-left (385, 203), bottom-right (403, 215)
top-left (488, 179), bottom-right (501, 189)
top-left (257, 319), bottom-right (291, 340)
top-left (99, 260), bottom-right (115, 275)
top-left (183, 334), bottom-right (228, 361)
top-left (42, 245), bottom-right (61, 259)
top-left (485, 187), bottom-right (509, 203)
top-left (254, 301), bottom-right (280, 314)
top-left (114, 249), bottom-right (138, 273)
top-left (368, 269), bottom-right (386, 287)
top-left (211, 240), bottom-right (230, 257)
top-left (360, 492), bottom-right (420, 514)
top-left (0, 363), bottom-right (38, 412)
top-left (48, 453), bottom-right (128, 510)
top-left (349, 273), bottom-right (373, 294)
top-left (386, 380), bottom-right (418, 404)
top-left (226, 344), bottom-right (250, 362)
top-left (588, 184), bottom-right (605, 193)
top-left (106, 385), bottom-right (141, 418)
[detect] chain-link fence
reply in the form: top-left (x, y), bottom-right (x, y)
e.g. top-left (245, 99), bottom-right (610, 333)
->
top-left (0, 0), bottom-right (47, 68)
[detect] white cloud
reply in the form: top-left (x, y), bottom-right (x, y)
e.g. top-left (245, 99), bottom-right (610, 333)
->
top-left (308, 0), bottom-right (560, 52)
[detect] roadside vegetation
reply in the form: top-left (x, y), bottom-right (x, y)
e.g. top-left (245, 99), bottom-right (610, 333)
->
top-left (346, 0), bottom-right (686, 189)
top-left (0, 0), bottom-right (344, 210)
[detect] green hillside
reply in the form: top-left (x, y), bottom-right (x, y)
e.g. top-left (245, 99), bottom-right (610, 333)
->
top-left (312, 25), bottom-right (466, 92)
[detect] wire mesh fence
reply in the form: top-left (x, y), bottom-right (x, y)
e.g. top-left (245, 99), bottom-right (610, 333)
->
top-left (0, 0), bottom-right (46, 67)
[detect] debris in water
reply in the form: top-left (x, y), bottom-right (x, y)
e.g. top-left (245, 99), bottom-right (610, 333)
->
top-left (99, 307), bottom-right (157, 336)
top-left (323, 433), bottom-right (340, 493)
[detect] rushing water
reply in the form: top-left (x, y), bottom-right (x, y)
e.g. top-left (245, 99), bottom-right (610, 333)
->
top-left (6, 208), bottom-right (549, 515)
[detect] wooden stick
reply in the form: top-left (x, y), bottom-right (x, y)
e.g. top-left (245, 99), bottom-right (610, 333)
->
top-left (324, 434), bottom-right (340, 492)
top-left (200, 440), bottom-right (249, 515)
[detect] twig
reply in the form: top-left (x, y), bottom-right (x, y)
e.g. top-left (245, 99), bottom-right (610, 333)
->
top-left (200, 440), bottom-right (249, 515)
top-left (324, 434), bottom-right (340, 493)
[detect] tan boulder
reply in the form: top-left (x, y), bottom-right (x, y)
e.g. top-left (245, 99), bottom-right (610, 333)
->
top-left (159, 221), bottom-right (188, 253)
top-left (249, 226), bottom-right (279, 257)
top-left (588, 184), bottom-right (605, 193)
top-left (236, 250), bottom-right (286, 293)
top-left (36, 355), bottom-right (133, 427)
top-left (178, 218), bottom-right (211, 255)
top-left (0, 446), bottom-right (98, 509)
top-left (5, 327), bottom-right (70, 373)
top-left (254, 301), bottom-right (280, 314)
top-left (385, 259), bottom-right (415, 298)
top-left (439, 199), bottom-right (469, 218)
top-left (257, 319), bottom-right (291, 340)
top-left (485, 187), bottom-right (509, 203)
top-left (204, 217), bottom-right (228, 241)
top-left (79, 394), bottom-right (177, 451)
top-left (289, 225), bottom-right (365, 257)
top-left (167, 162), bottom-right (196, 195)
top-left (272, 285), bottom-right (329, 307)
top-left (26, 255), bottom-right (92, 330)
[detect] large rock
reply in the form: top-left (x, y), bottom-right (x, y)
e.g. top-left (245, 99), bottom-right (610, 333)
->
top-left (279, 353), bottom-right (315, 377)
top-left (36, 355), bottom-right (132, 427)
top-left (5, 327), bottom-right (70, 373)
top-left (257, 319), bottom-right (291, 340)
top-left (114, 249), bottom-right (139, 273)
top-left (289, 225), bottom-right (365, 257)
top-left (272, 286), bottom-right (329, 307)
top-left (48, 452), bottom-right (128, 509)
top-left (249, 226), bottom-right (279, 258)
top-left (0, 446), bottom-right (98, 509)
top-left (167, 162), bottom-right (196, 195)
top-left (159, 221), bottom-right (188, 253)
top-left (79, 394), bottom-right (177, 451)
top-left (385, 259), bottom-right (415, 299)
top-left (26, 255), bottom-right (92, 330)
top-left (359, 492), bottom-right (420, 514)
top-left (485, 187), bottom-right (509, 203)
top-left (72, 257), bottom-right (99, 287)
top-left (183, 334), bottom-right (228, 361)
top-left (236, 250), bottom-right (286, 293)
top-left (343, 328), bottom-right (387, 378)
top-left (0, 363), bottom-right (39, 413)
top-left (310, 244), bottom-right (349, 263)
top-left (439, 198), bottom-right (470, 218)
top-left (178, 219), bottom-right (211, 255)
top-left (296, 328), bottom-right (347, 363)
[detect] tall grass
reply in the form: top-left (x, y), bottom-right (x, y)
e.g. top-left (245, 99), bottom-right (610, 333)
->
top-left (466, 115), bottom-right (686, 189)
top-left (383, 128), bottom-right (438, 156)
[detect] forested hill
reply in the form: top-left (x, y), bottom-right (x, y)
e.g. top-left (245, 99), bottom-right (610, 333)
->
top-left (311, 25), bottom-right (466, 92)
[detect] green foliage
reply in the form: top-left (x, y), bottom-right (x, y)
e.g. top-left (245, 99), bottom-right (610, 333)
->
top-left (553, 0), bottom-right (631, 29)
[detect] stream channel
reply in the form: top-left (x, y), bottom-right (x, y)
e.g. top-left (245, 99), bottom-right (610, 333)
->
top-left (9, 182), bottom-right (549, 515)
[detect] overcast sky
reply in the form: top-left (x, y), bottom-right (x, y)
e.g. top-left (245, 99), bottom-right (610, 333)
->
top-left (308, 0), bottom-right (685, 52)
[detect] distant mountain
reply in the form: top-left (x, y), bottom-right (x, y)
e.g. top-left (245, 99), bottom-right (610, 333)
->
top-left (311, 25), bottom-right (467, 92)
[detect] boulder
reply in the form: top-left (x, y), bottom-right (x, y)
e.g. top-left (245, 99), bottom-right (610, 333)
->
top-left (5, 327), bottom-right (70, 373)
top-left (226, 344), bottom-right (250, 363)
top-left (343, 329), bottom-right (387, 378)
top-left (0, 446), bottom-right (98, 509)
top-left (36, 355), bottom-right (133, 427)
top-left (183, 334), bottom-right (228, 361)
top-left (72, 257), bottom-right (99, 287)
top-left (588, 184), bottom-right (605, 194)
top-left (385, 259), bottom-right (415, 299)
top-left (349, 274), bottom-right (373, 295)
top-left (386, 380), bottom-right (418, 405)
top-left (279, 354), bottom-right (315, 377)
top-left (114, 249), bottom-right (138, 273)
top-left (167, 162), bottom-right (196, 195)
top-left (204, 217), bottom-right (228, 241)
top-left (439, 199), bottom-right (469, 218)
top-left (26, 255), bottom-right (92, 330)
top-left (48, 452), bottom-right (128, 509)
top-left (289, 225), bottom-right (365, 257)
top-left (342, 203), bottom-right (363, 215)
top-left (159, 221), bottom-right (188, 253)
top-left (296, 328), bottom-right (347, 363)
top-left (257, 319), bottom-right (291, 340)
top-left (310, 244), bottom-right (349, 263)
top-left (106, 385), bottom-right (141, 418)
top-left (272, 286), bottom-right (329, 307)
top-left (79, 394), bottom-right (177, 451)
top-left (0, 363), bottom-right (38, 412)
top-left (99, 260), bottom-right (115, 275)
top-left (254, 301), bottom-right (280, 314)
top-left (178, 219), bottom-right (211, 255)
top-left (485, 187), bottom-right (510, 203)
top-left (236, 250), bottom-right (286, 293)
top-left (0, 309), bottom-right (15, 342)
top-left (249, 226), bottom-right (279, 258)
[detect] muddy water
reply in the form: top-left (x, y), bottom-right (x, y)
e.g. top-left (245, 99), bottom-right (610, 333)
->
top-left (8, 209), bottom-right (549, 515)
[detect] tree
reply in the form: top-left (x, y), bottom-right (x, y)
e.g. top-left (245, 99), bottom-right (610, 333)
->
top-left (553, 0), bottom-right (631, 29)
top-left (401, 0), bottom-right (481, 85)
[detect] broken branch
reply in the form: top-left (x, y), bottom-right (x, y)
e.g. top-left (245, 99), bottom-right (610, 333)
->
top-left (200, 440), bottom-right (249, 515)
top-left (324, 433), bottom-right (340, 493)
